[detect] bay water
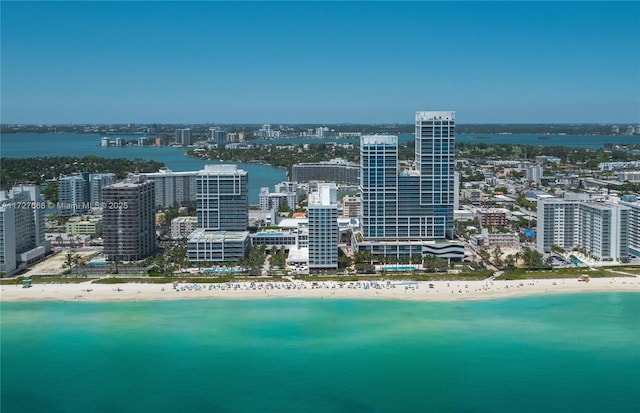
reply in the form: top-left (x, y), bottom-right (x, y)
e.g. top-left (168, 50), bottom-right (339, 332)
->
top-left (1, 132), bottom-right (638, 203)
top-left (2, 293), bottom-right (639, 412)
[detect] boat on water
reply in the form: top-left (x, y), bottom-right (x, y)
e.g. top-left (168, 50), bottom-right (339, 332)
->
top-left (537, 136), bottom-right (552, 140)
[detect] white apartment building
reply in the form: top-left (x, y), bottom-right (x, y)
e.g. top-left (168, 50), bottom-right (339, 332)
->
top-left (0, 185), bottom-right (50, 275)
top-left (619, 199), bottom-right (640, 256)
top-left (259, 181), bottom-right (297, 212)
top-left (58, 174), bottom-right (89, 216)
top-left (537, 198), bottom-right (630, 261)
top-left (170, 216), bottom-right (198, 239)
top-left (138, 168), bottom-right (197, 208)
top-left (525, 164), bottom-right (543, 184)
top-left (89, 173), bottom-right (116, 204)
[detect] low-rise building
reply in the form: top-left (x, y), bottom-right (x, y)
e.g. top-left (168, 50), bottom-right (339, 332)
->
top-left (341, 195), bottom-right (361, 218)
top-left (477, 208), bottom-right (510, 226)
top-left (170, 216), bottom-right (198, 239)
top-left (186, 230), bottom-right (250, 264)
top-left (470, 231), bottom-right (520, 249)
top-left (65, 215), bottom-right (102, 235)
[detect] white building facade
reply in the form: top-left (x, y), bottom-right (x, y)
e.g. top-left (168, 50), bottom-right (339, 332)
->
top-left (138, 168), bottom-right (197, 208)
top-left (0, 185), bottom-right (50, 275)
top-left (537, 199), bottom-right (630, 262)
top-left (188, 165), bottom-right (250, 264)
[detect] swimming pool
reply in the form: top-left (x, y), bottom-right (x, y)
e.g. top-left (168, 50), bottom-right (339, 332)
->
top-left (381, 265), bottom-right (417, 271)
top-left (203, 268), bottom-right (236, 274)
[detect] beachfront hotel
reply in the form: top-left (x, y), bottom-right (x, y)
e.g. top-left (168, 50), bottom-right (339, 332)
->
top-left (308, 183), bottom-right (339, 269)
top-left (0, 185), bottom-right (50, 276)
top-left (619, 196), bottom-right (640, 257)
top-left (102, 176), bottom-right (156, 261)
top-left (196, 165), bottom-right (248, 231)
top-left (537, 198), bottom-right (630, 262)
top-left (187, 165), bottom-right (250, 264)
top-left (353, 111), bottom-right (464, 261)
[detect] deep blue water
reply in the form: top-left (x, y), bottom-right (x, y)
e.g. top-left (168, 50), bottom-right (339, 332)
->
top-left (1, 293), bottom-right (639, 413)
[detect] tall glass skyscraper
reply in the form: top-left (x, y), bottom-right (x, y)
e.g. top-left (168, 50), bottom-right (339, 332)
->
top-left (415, 111), bottom-right (456, 239)
top-left (360, 135), bottom-right (399, 238)
top-left (196, 165), bottom-right (248, 231)
top-left (355, 111), bottom-right (462, 260)
top-left (188, 165), bottom-right (250, 264)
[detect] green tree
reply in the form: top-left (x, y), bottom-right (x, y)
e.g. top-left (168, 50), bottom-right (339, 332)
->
top-left (353, 250), bottom-right (375, 273)
top-left (521, 246), bottom-right (546, 269)
top-left (492, 246), bottom-right (503, 267)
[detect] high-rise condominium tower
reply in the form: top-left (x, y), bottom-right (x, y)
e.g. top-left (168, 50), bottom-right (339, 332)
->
top-left (308, 183), bottom-right (338, 269)
top-left (102, 177), bottom-right (156, 261)
top-left (196, 165), bottom-right (248, 231)
top-left (355, 111), bottom-right (463, 260)
top-left (415, 111), bottom-right (456, 239)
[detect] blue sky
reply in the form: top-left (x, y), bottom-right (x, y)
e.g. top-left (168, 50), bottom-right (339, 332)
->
top-left (1, 1), bottom-right (639, 124)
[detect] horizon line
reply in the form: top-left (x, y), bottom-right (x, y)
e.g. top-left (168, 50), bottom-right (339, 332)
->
top-left (3, 121), bottom-right (639, 126)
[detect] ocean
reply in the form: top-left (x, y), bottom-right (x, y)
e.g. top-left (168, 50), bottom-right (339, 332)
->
top-left (1, 132), bottom-right (638, 203)
top-left (2, 293), bottom-right (639, 412)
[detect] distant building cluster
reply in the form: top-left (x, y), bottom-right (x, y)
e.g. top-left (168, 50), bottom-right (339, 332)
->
top-left (611, 125), bottom-right (640, 135)
top-left (257, 124), bottom-right (280, 139)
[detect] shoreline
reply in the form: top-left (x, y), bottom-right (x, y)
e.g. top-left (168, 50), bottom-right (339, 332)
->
top-left (2, 277), bottom-right (639, 303)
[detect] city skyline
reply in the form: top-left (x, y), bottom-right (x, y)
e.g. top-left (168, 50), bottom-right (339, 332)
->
top-left (1, 1), bottom-right (639, 124)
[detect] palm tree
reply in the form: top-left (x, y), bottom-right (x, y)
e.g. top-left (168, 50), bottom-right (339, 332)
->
top-left (63, 252), bottom-right (75, 274)
top-left (503, 254), bottom-right (517, 270)
top-left (492, 246), bottom-right (503, 267)
top-left (72, 253), bottom-right (82, 276)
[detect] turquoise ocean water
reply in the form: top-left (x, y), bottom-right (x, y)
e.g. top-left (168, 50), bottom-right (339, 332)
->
top-left (2, 293), bottom-right (639, 412)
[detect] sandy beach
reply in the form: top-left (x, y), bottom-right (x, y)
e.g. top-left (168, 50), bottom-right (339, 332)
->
top-left (2, 277), bottom-right (639, 302)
